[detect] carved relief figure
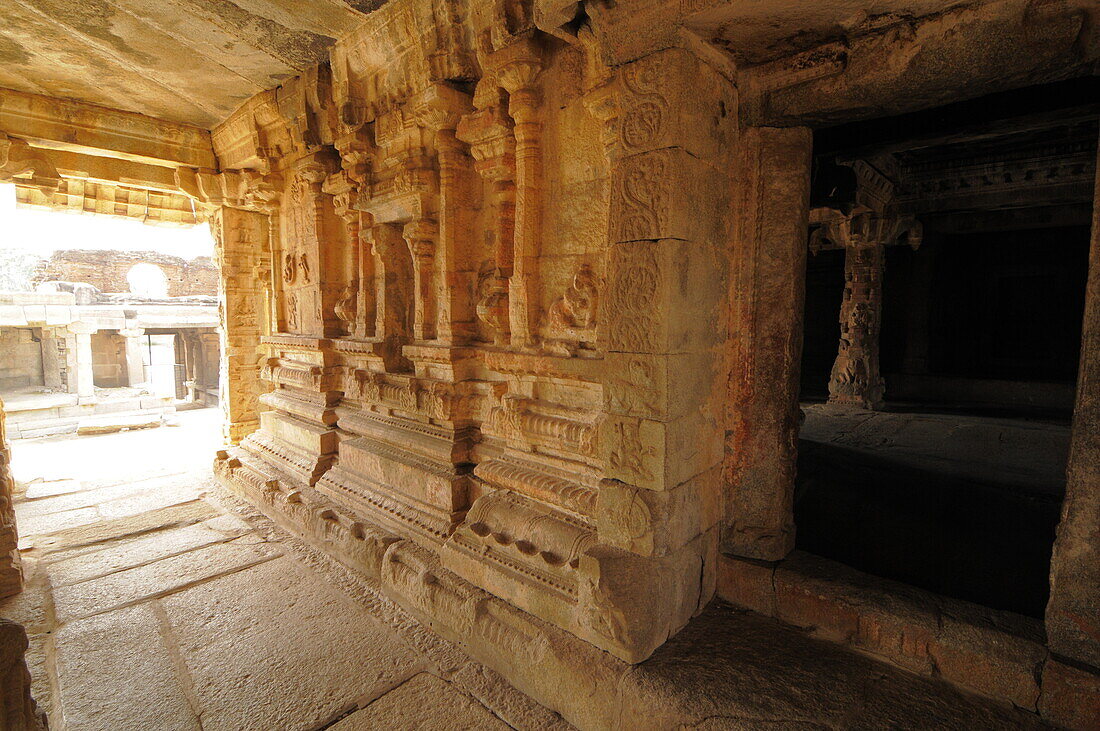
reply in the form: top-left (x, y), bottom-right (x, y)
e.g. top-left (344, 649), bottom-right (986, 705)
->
top-left (283, 253), bottom-right (298, 284)
top-left (547, 263), bottom-right (599, 335)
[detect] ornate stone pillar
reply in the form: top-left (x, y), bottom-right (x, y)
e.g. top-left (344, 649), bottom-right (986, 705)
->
top-left (497, 40), bottom-right (543, 348)
top-left (828, 242), bottom-right (886, 410)
top-left (212, 207), bottom-right (269, 444)
top-left (403, 219), bottom-right (439, 341)
top-left (0, 396), bottom-right (22, 601)
top-left (68, 322), bottom-right (97, 401)
top-left (725, 126), bottom-right (812, 561)
top-left (332, 129), bottom-right (376, 341)
top-left (457, 100), bottom-right (515, 345)
top-left (813, 160), bottom-right (920, 411)
top-left (409, 84), bottom-right (476, 345)
top-left (119, 327), bottom-right (146, 387)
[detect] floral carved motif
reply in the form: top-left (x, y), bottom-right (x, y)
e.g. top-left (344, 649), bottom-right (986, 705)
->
top-left (612, 153), bottom-right (669, 242)
top-left (605, 247), bottom-right (660, 352)
top-left (618, 55), bottom-right (669, 153)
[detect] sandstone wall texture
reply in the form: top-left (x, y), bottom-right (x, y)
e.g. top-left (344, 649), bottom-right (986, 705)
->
top-left (34, 250), bottom-right (217, 297)
top-left (0, 329), bottom-right (44, 392)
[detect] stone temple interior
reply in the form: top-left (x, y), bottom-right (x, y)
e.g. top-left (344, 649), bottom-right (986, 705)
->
top-left (0, 0), bottom-right (1099, 728)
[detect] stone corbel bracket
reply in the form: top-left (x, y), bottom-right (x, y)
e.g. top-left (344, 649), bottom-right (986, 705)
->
top-left (0, 132), bottom-right (61, 193)
top-left (176, 168), bottom-right (284, 216)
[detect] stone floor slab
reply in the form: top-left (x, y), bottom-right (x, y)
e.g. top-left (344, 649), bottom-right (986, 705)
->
top-left (52, 536), bottom-right (281, 621)
top-left (23, 479), bottom-right (83, 499)
top-left (16, 477), bottom-right (199, 519)
top-left (55, 603), bottom-right (201, 731)
top-left (15, 506), bottom-right (101, 538)
top-left (332, 673), bottom-right (510, 730)
top-left (160, 556), bottom-right (426, 731)
top-left (47, 519), bottom-right (250, 587)
top-left (24, 499), bottom-right (221, 552)
top-left (95, 485), bottom-right (207, 520)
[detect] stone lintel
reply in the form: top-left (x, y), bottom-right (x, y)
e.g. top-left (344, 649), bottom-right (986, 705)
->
top-left (0, 87), bottom-right (215, 169)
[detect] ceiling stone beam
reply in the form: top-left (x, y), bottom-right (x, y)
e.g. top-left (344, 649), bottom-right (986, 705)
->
top-left (0, 87), bottom-right (216, 169)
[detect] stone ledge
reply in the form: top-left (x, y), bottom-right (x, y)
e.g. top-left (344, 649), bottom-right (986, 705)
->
top-left (717, 550), bottom-right (1049, 712)
top-left (1039, 658), bottom-right (1100, 730)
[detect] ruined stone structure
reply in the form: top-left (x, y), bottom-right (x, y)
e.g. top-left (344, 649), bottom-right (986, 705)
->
top-left (0, 0), bottom-right (1098, 727)
top-left (0, 286), bottom-right (219, 438)
top-left (32, 250), bottom-right (218, 299)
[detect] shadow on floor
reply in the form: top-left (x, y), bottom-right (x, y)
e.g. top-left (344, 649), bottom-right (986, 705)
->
top-left (795, 439), bottom-right (1062, 618)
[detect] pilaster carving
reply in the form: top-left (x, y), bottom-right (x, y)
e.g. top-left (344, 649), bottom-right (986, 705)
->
top-left (0, 397), bottom-right (22, 600)
top-left (403, 219), bottom-right (440, 341)
top-left (0, 619), bottom-right (47, 731)
top-left (487, 36), bottom-right (545, 349)
top-left (459, 97), bottom-right (516, 345)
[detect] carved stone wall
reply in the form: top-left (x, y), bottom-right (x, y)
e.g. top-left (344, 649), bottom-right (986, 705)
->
top-left (4, 0), bottom-right (1096, 718)
top-left (202, 0), bottom-right (737, 664)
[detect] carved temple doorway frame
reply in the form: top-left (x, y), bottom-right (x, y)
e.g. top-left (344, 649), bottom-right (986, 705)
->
top-left (726, 69), bottom-right (1100, 678)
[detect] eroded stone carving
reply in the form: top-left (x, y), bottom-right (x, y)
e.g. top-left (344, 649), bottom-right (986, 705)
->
top-left (0, 397), bottom-right (22, 600)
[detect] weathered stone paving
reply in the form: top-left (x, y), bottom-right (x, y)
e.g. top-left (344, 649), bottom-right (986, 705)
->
top-left (1, 410), bottom-right (568, 731)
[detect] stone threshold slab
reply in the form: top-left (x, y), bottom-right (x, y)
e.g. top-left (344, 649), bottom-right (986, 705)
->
top-left (718, 550), bottom-right (1048, 712)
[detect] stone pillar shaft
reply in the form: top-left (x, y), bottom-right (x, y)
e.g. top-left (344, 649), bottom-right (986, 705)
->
top-left (215, 207), bottom-right (269, 444)
top-left (725, 126), bottom-right (812, 561)
top-left (69, 324), bottom-right (97, 400)
top-left (0, 396), bottom-right (22, 600)
top-left (120, 328), bottom-right (146, 387)
top-left (828, 243), bottom-right (885, 410)
top-left (506, 87), bottom-right (541, 348)
top-left (1046, 137), bottom-right (1100, 669)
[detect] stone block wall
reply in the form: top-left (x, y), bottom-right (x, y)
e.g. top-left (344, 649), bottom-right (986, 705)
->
top-left (0, 329), bottom-right (44, 392)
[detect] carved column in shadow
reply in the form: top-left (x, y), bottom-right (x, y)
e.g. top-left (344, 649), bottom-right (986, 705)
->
top-left (811, 160), bottom-right (922, 411)
top-left (0, 618), bottom-right (47, 730)
top-left (404, 219), bottom-right (439, 341)
top-left (829, 242), bottom-right (886, 409)
top-left (0, 397), bottom-right (21, 601)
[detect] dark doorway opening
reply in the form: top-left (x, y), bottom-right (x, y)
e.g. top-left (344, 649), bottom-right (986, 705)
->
top-left (794, 83), bottom-right (1097, 619)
